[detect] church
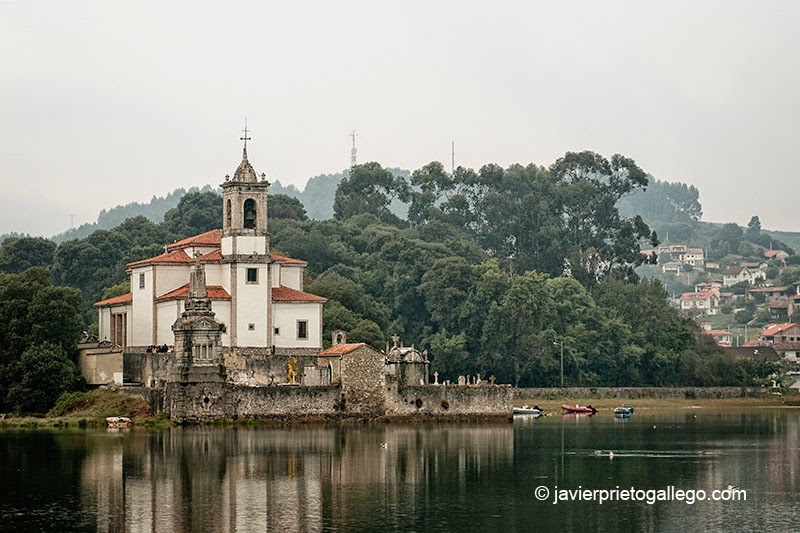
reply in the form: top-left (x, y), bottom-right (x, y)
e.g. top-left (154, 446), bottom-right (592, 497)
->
top-left (80, 136), bottom-right (512, 421)
top-left (94, 143), bottom-right (326, 354)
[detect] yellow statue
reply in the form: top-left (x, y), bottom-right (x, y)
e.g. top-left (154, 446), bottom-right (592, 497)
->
top-left (287, 357), bottom-right (298, 384)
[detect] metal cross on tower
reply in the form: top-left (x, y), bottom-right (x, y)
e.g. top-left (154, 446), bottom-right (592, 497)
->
top-left (241, 118), bottom-right (251, 149)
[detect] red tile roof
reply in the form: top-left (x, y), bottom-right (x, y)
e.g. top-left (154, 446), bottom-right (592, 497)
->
top-left (679, 290), bottom-right (717, 301)
top-left (270, 253), bottom-right (308, 265)
top-left (128, 249), bottom-right (194, 267)
top-left (764, 250), bottom-right (787, 258)
top-left (94, 292), bottom-right (133, 307)
top-left (773, 342), bottom-right (800, 351)
top-left (130, 228), bottom-right (309, 267)
top-left (200, 249), bottom-right (222, 262)
top-left (760, 323), bottom-right (799, 337)
top-left (155, 284), bottom-right (231, 302)
top-left (272, 285), bottom-right (327, 302)
top-left (167, 229), bottom-right (222, 252)
top-left (319, 343), bottom-right (367, 355)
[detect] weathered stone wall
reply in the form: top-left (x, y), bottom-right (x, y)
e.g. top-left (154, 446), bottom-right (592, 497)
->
top-left (340, 346), bottom-right (386, 416)
top-left (385, 384), bottom-right (513, 418)
top-left (164, 383), bottom-right (342, 423)
top-left (121, 350), bottom-right (320, 387)
top-left (78, 344), bottom-right (123, 386)
top-left (224, 353), bottom-right (318, 385)
top-left (514, 386), bottom-right (765, 400)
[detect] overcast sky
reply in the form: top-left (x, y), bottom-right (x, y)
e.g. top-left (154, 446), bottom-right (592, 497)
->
top-left (2, 1), bottom-right (798, 237)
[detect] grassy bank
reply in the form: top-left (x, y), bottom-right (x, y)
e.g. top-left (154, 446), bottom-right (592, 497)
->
top-left (0, 389), bottom-right (172, 429)
top-left (516, 396), bottom-right (794, 412)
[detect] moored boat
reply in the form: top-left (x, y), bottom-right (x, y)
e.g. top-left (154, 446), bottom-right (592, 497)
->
top-left (613, 406), bottom-right (634, 416)
top-left (561, 404), bottom-right (597, 414)
top-left (106, 416), bottom-right (132, 428)
top-left (513, 405), bottom-right (544, 416)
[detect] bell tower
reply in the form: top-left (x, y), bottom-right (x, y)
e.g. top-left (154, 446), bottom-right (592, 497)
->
top-left (220, 122), bottom-right (272, 348)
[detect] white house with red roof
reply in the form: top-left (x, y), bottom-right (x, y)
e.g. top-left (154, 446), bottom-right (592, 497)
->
top-left (94, 146), bottom-right (326, 352)
top-left (678, 288), bottom-right (720, 315)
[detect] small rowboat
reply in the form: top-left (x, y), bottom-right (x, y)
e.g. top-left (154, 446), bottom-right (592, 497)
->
top-left (513, 405), bottom-right (544, 416)
top-left (613, 406), bottom-right (634, 416)
top-left (106, 416), bottom-right (132, 428)
top-left (562, 404), bottom-right (597, 414)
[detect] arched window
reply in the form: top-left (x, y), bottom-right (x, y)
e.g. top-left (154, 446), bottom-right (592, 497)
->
top-left (243, 198), bottom-right (256, 229)
top-left (226, 199), bottom-right (232, 227)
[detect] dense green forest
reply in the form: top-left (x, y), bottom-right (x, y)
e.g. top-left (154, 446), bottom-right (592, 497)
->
top-left (0, 151), bottom-right (783, 412)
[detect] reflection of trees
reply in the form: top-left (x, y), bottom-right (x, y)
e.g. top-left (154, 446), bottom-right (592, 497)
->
top-left (71, 416), bottom-right (800, 531)
top-left (74, 425), bottom-right (513, 531)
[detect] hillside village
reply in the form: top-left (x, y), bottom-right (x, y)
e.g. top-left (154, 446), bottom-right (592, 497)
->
top-left (641, 241), bottom-right (800, 371)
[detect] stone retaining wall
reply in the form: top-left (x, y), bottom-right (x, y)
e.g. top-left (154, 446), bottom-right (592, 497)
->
top-left (385, 384), bottom-right (513, 418)
top-left (165, 383), bottom-right (343, 423)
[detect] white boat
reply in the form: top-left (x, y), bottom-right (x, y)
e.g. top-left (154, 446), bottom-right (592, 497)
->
top-left (613, 406), bottom-right (634, 417)
top-left (513, 405), bottom-right (543, 416)
top-left (106, 416), bottom-right (132, 428)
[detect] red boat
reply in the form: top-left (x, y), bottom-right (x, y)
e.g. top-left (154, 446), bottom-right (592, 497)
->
top-left (561, 404), bottom-right (597, 414)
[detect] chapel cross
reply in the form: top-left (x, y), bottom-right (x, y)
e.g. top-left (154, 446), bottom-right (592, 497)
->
top-left (240, 118), bottom-right (251, 149)
top-left (391, 334), bottom-right (400, 348)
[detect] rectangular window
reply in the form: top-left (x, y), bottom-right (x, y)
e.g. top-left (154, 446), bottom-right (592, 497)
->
top-left (274, 327), bottom-right (280, 336)
top-left (246, 268), bottom-right (258, 284)
top-left (297, 320), bottom-right (308, 340)
top-left (139, 273), bottom-right (145, 289)
top-left (248, 323), bottom-right (256, 331)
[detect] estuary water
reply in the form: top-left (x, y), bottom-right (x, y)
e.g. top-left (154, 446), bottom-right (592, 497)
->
top-left (1, 408), bottom-right (799, 532)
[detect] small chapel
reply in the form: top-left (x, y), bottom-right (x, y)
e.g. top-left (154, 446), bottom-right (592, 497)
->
top-left (94, 142), bottom-right (326, 358)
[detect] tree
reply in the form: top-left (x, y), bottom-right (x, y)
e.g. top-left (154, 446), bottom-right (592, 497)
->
top-left (0, 268), bottom-right (84, 412)
top-left (419, 257), bottom-right (477, 332)
top-left (482, 271), bottom-right (554, 387)
top-left (333, 162), bottom-right (410, 221)
top-left (549, 151), bottom-right (657, 285)
top-left (162, 191), bottom-right (223, 237)
top-left (746, 215), bottom-right (761, 239)
top-left (5, 343), bottom-right (83, 414)
top-left (348, 319), bottom-right (385, 349)
top-left (268, 194), bottom-right (308, 220)
top-left (0, 236), bottom-right (57, 274)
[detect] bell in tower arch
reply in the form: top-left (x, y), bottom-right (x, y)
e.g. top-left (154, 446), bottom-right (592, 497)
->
top-left (243, 198), bottom-right (257, 229)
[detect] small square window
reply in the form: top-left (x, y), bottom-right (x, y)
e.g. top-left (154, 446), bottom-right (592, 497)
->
top-left (248, 323), bottom-right (255, 331)
top-left (274, 327), bottom-right (280, 336)
top-left (246, 268), bottom-right (258, 284)
top-left (297, 320), bottom-right (308, 340)
top-left (139, 273), bottom-right (145, 289)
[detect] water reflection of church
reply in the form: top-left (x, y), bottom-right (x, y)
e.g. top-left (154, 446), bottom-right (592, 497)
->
top-left (81, 425), bottom-right (513, 531)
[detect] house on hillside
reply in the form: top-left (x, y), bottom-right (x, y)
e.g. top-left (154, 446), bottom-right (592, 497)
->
top-left (764, 249), bottom-right (789, 262)
top-left (759, 323), bottom-right (800, 344)
top-left (679, 288), bottom-right (720, 315)
top-left (773, 342), bottom-right (800, 363)
top-left (704, 329), bottom-right (733, 346)
top-left (722, 265), bottom-right (766, 287)
top-left (695, 280), bottom-right (724, 292)
top-left (769, 300), bottom-right (794, 321)
top-left (643, 244), bottom-right (705, 271)
top-left (747, 286), bottom-right (793, 303)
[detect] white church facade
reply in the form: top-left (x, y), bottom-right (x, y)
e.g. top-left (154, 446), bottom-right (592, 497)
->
top-left (94, 145), bottom-right (326, 353)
